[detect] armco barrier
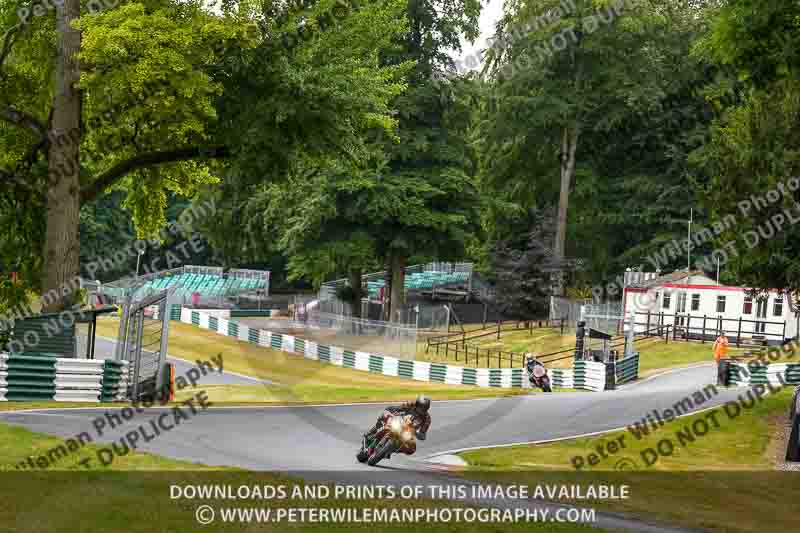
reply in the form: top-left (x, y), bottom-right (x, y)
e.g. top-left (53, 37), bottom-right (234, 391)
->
top-left (0, 353), bottom-right (7, 400)
top-left (53, 358), bottom-right (105, 402)
top-left (725, 361), bottom-right (800, 387)
top-left (573, 361), bottom-right (606, 392)
top-left (615, 353), bottom-right (640, 386)
top-left (178, 308), bottom-right (617, 391)
top-left (0, 352), bottom-right (129, 402)
top-left (230, 309), bottom-right (279, 318)
top-left (551, 368), bottom-right (575, 388)
top-left (101, 360), bottom-right (130, 402)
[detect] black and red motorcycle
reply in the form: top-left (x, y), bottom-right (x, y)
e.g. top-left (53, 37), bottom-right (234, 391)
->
top-left (357, 413), bottom-right (418, 466)
top-left (526, 356), bottom-right (552, 392)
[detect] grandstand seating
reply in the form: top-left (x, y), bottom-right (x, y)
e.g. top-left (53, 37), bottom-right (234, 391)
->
top-left (133, 272), bottom-right (267, 300)
top-left (366, 271), bottom-right (470, 299)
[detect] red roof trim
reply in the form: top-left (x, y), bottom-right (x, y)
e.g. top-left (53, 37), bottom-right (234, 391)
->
top-left (627, 283), bottom-right (783, 293)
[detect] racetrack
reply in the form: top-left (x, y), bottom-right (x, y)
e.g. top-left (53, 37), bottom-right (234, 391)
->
top-left (0, 363), bottom-right (735, 471)
top-left (0, 363), bottom-right (737, 532)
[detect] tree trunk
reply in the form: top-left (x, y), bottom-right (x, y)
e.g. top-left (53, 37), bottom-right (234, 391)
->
top-left (553, 124), bottom-right (579, 296)
top-left (42, 0), bottom-right (82, 313)
top-left (389, 253), bottom-right (406, 323)
top-left (348, 268), bottom-right (362, 319)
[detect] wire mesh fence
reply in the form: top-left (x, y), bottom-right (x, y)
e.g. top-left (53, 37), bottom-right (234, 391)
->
top-left (303, 310), bottom-right (418, 360)
top-left (550, 296), bottom-right (589, 326)
top-left (581, 302), bottom-right (624, 335)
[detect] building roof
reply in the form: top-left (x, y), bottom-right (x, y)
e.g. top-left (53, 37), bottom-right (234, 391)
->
top-left (628, 270), bottom-right (719, 289)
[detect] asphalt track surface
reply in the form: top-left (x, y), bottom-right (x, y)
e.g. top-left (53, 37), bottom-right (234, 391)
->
top-left (0, 362), bottom-right (744, 532)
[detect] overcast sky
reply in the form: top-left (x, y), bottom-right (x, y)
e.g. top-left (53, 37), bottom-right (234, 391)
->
top-left (453, 0), bottom-right (504, 70)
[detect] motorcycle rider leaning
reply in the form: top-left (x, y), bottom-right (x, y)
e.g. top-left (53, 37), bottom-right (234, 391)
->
top-left (364, 395), bottom-right (432, 454)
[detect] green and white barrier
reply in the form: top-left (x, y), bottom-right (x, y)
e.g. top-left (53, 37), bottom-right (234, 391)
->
top-left (573, 361), bottom-right (606, 392)
top-left (53, 359), bottom-right (105, 402)
top-left (727, 362), bottom-right (800, 386)
top-left (179, 308), bottom-right (612, 391)
top-left (230, 309), bottom-right (280, 318)
top-left (101, 360), bottom-right (130, 402)
top-left (615, 353), bottom-right (640, 386)
top-left (0, 353), bottom-right (7, 400)
top-left (176, 307), bottom-right (280, 322)
top-left (0, 352), bottom-right (129, 402)
top-left (551, 368), bottom-right (575, 388)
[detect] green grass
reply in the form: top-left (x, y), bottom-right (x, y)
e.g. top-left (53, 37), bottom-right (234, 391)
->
top-left (93, 318), bottom-right (532, 404)
top-left (461, 388), bottom-right (793, 471)
top-left (0, 421), bottom-right (603, 533)
top-left (457, 388), bottom-right (800, 533)
top-left (0, 401), bottom-right (104, 412)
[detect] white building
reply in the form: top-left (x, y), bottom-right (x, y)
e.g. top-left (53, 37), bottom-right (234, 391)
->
top-left (622, 270), bottom-right (798, 344)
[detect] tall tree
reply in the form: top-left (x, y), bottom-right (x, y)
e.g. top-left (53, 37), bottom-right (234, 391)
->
top-left (690, 0), bottom-right (800, 293)
top-left (371, 0), bottom-right (481, 320)
top-left (481, 0), bottom-right (676, 293)
top-left (200, 0), bottom-right (484, 323)
top-left (0, 0), bottom-right (406, 313)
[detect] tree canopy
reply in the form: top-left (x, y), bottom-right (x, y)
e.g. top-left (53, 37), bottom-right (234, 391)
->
top-left (3, 0), bottom-right (800, 320)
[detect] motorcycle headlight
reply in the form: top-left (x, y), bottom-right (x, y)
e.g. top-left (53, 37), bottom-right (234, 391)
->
top-left (390, 417), bottom-right (403, 434)
top-left (401, 430), bottom-right (413, 442)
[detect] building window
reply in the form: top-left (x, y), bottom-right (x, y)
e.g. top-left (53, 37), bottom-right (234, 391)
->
top-left (691, 294), bottom-right (700, 311)
top-left (663, 292), bottom-right (671, 310)
top-left (743, 296), bottom-right (753, 315)
top-left (677, 292), bottom-right (687, 313)
top-left (716, 295), bottom-right (726, 313)
top-left (774, 296), bottom-right (784, 317)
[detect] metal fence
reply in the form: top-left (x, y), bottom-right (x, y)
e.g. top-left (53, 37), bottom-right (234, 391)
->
top-left (113, 290), bottom-right (171, 400)
top-left (632, 311), bottom-right (788, 346)
top-left (425, 318), bottom-right (570, 368)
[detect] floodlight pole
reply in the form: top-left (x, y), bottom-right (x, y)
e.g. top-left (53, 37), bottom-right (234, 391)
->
top-left (136, 250), bottom-right (144, 279)
top-left (687, 208), bottom-right (693, 271)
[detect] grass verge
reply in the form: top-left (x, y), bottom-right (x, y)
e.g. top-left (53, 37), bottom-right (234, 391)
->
top-left (93, 319), bottom-right (532, 404)
top-left (458, 388), bottom-right (800, 532)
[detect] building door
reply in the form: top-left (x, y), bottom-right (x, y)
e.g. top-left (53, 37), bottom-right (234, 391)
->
top-left (675, 292), bottom-right (687, 327)
top-left (755, 297), bottom-right (768, 334)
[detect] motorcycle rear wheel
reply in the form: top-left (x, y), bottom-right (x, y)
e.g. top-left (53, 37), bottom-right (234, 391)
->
top-left (367, 438), bottom-right (396, 466)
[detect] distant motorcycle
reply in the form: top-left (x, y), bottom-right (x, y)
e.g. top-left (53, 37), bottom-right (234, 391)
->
top-left (357, 414), bottom-right (417, 466)
top-left (526, 357), bottom-right (552, 392)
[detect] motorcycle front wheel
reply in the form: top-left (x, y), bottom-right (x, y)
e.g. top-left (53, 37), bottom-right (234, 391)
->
top-left (541, 376), bottom-right (552, 392)
top-left (367, 437), bottom-right (396, 466)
